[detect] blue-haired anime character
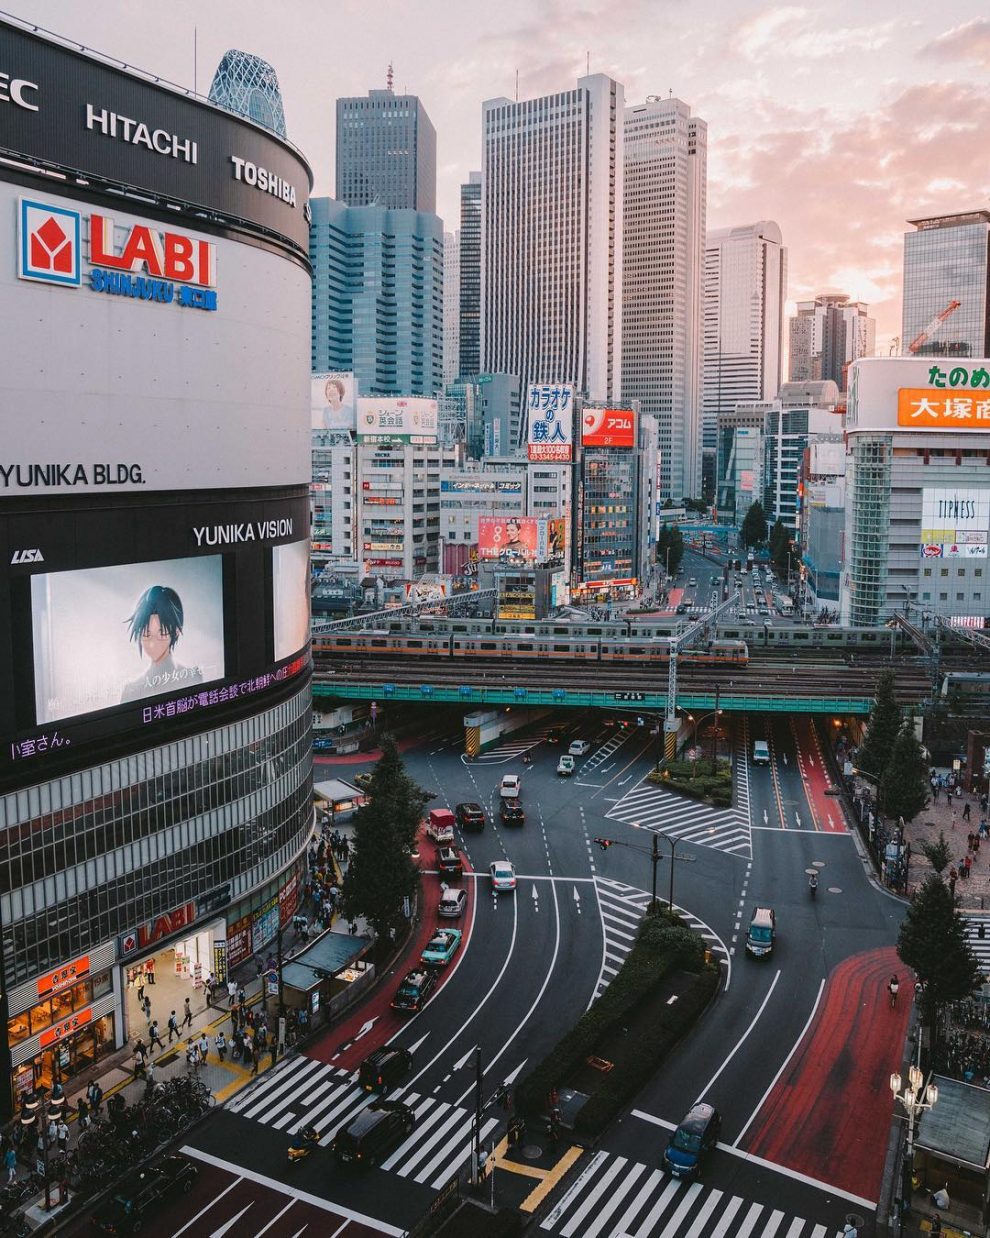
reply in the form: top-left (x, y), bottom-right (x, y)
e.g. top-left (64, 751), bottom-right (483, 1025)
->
top-left (120, 584), bottom-right (203, 704)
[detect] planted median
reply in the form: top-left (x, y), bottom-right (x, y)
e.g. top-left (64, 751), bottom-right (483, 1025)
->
top-left (514, 911), bottom-right (719, 1138)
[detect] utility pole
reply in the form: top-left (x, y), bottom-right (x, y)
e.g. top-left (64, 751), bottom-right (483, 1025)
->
top-left (711, 684), bottom-right (721, 773)
top-left (472, 1046), bottom-right (483, 1186)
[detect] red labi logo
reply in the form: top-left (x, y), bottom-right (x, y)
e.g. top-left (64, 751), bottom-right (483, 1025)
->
top-left (31, 214), bottom-right (74, 274)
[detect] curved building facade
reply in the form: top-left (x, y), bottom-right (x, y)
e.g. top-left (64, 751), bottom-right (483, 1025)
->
top-left (0, 18), bottom-right (312, 1113)
top-left (209, 48), bottom-right (287, 138)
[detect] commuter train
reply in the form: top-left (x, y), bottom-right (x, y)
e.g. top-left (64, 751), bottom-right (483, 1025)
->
top-left (314, 630), bottom-right (750, 666)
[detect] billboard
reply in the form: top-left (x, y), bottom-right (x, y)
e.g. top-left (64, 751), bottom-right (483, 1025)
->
top-left (1, 184), bottom-right (311, 496)
top-left (898, 388), bottom-right (990, 431)
top-left (440, 478), bottom-right (523, 495)
top-left (273, 539), bottom-right (311, 662)
top-left (848, 357), bottom-right (990, 433)
top-left (478, 517), bottom-right (566, 565)
top-left (582, 408), bottom-right (636, 448)
top-left (527, 383), bottom-right (574, 462)
top-left (920, 488), bottom-right (990, 558)
top-left (356, 398), bottom-right (438, 444)
top-left (31, 555), bottom-right (226, 724)
top-left (311, 374), bottom-right (357, 432)
top-left (0, 18), bottom-right (311, 254)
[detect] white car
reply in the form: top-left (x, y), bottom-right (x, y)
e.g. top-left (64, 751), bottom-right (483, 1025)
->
top-left (500, 774), bottom-right (521, 799)
top-left (557, 755), bottom-right (575, 776)
top-left (490, 861), bottom-right (517, 892)
top-left (568, 740), bottom-right (591, 756)
top-left (438, 887), bottom-right (468, 917)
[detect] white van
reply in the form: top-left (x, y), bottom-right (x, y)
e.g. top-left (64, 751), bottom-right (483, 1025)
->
top-left (751, 740), bottom-right (770, 766)
top-left (500, 774), bottom-right (521, 799)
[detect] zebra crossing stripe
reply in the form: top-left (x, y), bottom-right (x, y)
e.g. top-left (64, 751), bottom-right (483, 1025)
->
top-left (579, 1160), bottom-right (647, 1238)
top-left (611, 1168), bottom-right (664, 1236)
top-left (240, 1057), bottom-right (325, 1120)
top-left (707, 1194), bottom-right (743, 1238)
top-left (395, 1104), bottom-right (463, 1178)
top-left (631, 1176), bottom-right (684, 1235)
top-left (734, 1201), bottom-right (765, 1238)
top-left (682, 1188), bottom-right (723, 1238)
top-left (227, 1054), bottom-right (310, 1112)
top-left (420, 1116), bottom-right (500, 1188)
top-left (560, 1155), bottom-right (629, 1238)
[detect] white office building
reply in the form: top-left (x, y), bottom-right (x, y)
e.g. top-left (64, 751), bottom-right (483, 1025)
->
top-left (789, 293), bottom-right (875, 387)
top-left (481, 74), bottom-right (624, 410)
top-left (702, 222), bottom-right (786, 495)
top-left (623, 96), bottom-right (707, 501)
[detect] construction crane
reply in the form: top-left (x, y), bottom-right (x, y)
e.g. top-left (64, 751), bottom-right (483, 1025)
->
top-left (908, 300), bottom-right (961, 354)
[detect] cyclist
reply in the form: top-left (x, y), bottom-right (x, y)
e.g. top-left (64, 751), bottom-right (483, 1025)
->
top-left (888, 974), bottom-right (899, 1008)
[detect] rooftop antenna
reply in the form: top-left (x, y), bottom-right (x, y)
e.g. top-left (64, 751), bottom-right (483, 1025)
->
top-left (586, 51), bottom-right (590, 75)
top-left (515, 69), bottom-right (519, 102)
top-left (193, 27), bottom-right (197, 96)
top-left (386, 61), bottom-right (394, 93)
top-left (669, 87), bottom-right (673, 97)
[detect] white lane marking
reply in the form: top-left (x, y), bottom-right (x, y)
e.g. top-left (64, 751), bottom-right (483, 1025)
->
top-left (692, 970), bottom-right (782, 1105)
top-left (172, 1175), bottom-right (244, 1236)
top-left (733, 978), bottom-right (826, 1147)
top-left (178, 1147), bottom-right (404, 1234)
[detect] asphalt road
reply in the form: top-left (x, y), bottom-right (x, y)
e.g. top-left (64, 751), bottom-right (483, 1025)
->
top-left (73, 706), bottom-right (907, 1237)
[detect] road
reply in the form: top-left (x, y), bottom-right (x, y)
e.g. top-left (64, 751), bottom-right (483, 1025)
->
top-left (67, 705), bottom-right (907, 1237)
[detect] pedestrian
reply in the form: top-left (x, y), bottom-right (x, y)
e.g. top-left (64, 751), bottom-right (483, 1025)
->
top-left (250, 1041), bottom-right (260, 1076)
top-left (198, 1032), bottom-right (210, 1064)
top-left (146, 958), bottom-right (156, 986)
top-left (182, 997), bottom-right (193, 1029)
top-left (186, 1039), bottom-right (199, 1072)
top-left (87, 1080), bottom-right (103, 1115)
top-left (349, 921), bottom-right (357, 935)
top-left (144, 1059), bottom-right (157, 1095)
top-left (137, 977), bottom-right (146, 1004)
top-left (965, 854), bottom-right (973, 879)
top-left (964, 802), bottom-right (972, 822)
top-left (149, 1020), bottom-right (165, 1052)
top-left (77, 1096), bottom-right (90, 1129)
top-left (340, 837), bottom-right (350, 863)
top-left (227, 978), bottom-right (237, 1007)
top-left (270, 1038), bottom-right (278, 1069)
top-left (215, 1030), bottom-right (227, 1062)
top-left (237, 987), bottom-right (246, 1009)
top-left (232, 1029), bottom-right (244, 1061)
top-left (5, 1146), bottom-right (16, 1183)
top-left (141, 994), bottom-right (151, 1020)
top-left (133, 1040), bottom-right (147, 1079)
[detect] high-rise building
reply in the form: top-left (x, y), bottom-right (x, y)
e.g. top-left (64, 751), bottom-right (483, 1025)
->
top-left (702, 222), bottom-right (786, 498)
top-left (1, 17), bottom-right (313, 1116)
top-left (789, 294), bottom-right (875, 386)
top-left (208, 48), bottom-right (287, 137)
top-left (459, 172), bottom-right (482, 380)
top-left (443, 231), bottom-right (460, 385)
top-left (481, 76), bottom-right (624, 410)
top-left (310, 198), bottom-right (443, 397)
top-left (623, 97), bottom-right (707, 501)
top-left (901, 212), bottom-right (990, 358)
top-left (335, 86), bottom-right (437, 213)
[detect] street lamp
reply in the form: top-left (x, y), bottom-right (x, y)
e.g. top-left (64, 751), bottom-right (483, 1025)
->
top-left (891, 1065), bottom-right (938, 1212)
top-left (631, 823), bottom-right (685, 913)
top-left (21, 1077), bottom-right (66, 1210)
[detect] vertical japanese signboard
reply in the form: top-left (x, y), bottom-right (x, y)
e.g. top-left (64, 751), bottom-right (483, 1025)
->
top-left (527, 384), bottom-right (574, 462)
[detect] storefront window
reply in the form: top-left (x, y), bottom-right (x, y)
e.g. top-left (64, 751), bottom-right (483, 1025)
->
top-left (7, 970), bottom-right (111, 1043)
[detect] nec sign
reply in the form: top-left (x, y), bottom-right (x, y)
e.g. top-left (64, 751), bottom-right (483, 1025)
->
top-left (18, 198), bottom-right (217, 310)
top-left (0, 69), bottom-right (39, 111)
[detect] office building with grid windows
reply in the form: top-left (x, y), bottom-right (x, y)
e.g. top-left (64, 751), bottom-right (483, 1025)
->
top-left (902, 212), bottom-right (990, 358)
top-left (336, 88), bottom-right (436, 214)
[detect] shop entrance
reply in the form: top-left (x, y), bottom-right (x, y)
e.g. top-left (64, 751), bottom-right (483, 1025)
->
top-left (122, 918), bottom-right (225, 1042)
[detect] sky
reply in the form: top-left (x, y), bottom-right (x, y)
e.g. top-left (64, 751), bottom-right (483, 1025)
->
top-left (10, 0), bottom-right (990, 351)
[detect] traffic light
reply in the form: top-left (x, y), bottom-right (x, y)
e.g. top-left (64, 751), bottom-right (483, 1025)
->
top-left (593, 837), bottom-right (614, 851)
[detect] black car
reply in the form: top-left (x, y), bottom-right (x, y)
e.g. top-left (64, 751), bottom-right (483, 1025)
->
top-left (546, 727), bottom-right (566, 745)
top-left (437, 846), bottom-right (463, 877)
top-left (91, 1154), bottom-right (198, 1233)
top-left (359, 1046), bottom-right (413, 1093)
top-left (391, 967), bottom-right (438, 1012)
top-left (455, 802), bottom-right (486, 831)
top-left (333, 1099), bottom-right (416, 1168)
top-left (662, 1102), bottom-right (722, 1179)
top-left (500, 798), bottom-right (525, 826)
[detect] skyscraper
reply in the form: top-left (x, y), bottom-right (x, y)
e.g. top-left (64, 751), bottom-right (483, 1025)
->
top-left (208, 49), bottom-right (287, 137)
top-left (702, 222), bottom-right (786, 495)
top-left (789, 293), bottom-right (875, 386)
top-left (481, 75), bottom-right (624, 410)
top-left (459, 172), bottom-right (482, 380)
top-left (335, 85), bottom-right (437, 213)
top-left (901, 211), bottom-right (990, 357)
top-left (623, 96), bottom-right (707, 501)
top-left (310, 198), bottom-right (443, 397)
top-left (443, 231), bottom-right (460, 385)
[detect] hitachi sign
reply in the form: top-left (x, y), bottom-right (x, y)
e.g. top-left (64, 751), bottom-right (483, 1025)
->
top-left (89, 214), bottom-right (216, 287)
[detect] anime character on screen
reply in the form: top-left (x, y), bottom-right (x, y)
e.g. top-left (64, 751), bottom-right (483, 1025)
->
top-left (120, 585), bottom-right (204, 703)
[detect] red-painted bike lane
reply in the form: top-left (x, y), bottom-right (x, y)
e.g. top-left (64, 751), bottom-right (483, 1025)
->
top-left (743, 946), bottom-right (909, 1202)
top-left (303, 835), bottom-right (478, 1072)
top-left (793, 715), bottom-right (848, 833)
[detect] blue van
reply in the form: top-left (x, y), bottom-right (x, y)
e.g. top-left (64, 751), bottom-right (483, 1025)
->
top-left (663, 1102), bottom-right (722, 1179)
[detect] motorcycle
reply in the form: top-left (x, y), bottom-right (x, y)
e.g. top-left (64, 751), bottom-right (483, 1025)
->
top-left (287, 1126), bottom-right (321, 1165)
top-left (808, 874), bottom-right (818, 900)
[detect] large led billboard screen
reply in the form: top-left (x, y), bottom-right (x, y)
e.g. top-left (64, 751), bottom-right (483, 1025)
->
top-left (273, 539), bottom-right (311, 662)
top-left (32, 556), bottom-right (225, 724)
top-left (478, 517), bottom-right (566, 565)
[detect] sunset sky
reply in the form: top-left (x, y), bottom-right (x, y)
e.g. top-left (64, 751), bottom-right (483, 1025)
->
top-left (11, 0), bottom-right (990, 351)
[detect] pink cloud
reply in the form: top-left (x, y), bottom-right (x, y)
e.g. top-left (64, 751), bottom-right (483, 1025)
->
top-left (921, 17), bottom-right (990, 68)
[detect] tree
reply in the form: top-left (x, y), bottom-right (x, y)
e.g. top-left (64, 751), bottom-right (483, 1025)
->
top-left (740, 501), bottom-right (768, 549)
top-left (881, 719), bottom-right (931, 823)
top-left (656, 524), bottom-right (684, 576)
top-left (856, 669), bottom-right (901, 780)
top-left (921, 830), bottom-right (952, 875)
top-left (898, 873), bottom-right (982, 1037)
top-left (339, 734), bottom-right (429, 939)
top-left (769, 519), bottom-right (792, 578)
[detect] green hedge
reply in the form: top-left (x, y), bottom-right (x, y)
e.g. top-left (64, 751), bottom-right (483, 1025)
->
top-left (647, 758), bottom-right (732, 808)
top-left (514, 914), bottom-right (708, 1117)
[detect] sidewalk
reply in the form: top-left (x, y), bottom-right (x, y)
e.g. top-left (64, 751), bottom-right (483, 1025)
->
top-left (902, 775), bottom-right (990, 909)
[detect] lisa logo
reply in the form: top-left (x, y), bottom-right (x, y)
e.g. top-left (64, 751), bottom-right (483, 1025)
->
top-left (18, 198), bottom-right (81, 286)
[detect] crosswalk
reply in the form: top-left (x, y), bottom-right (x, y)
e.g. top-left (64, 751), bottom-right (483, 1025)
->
top-left (605, 767), bottom-right (751, 857)
top-left (226, 1054), bottom-right (497, 1188)
top-left (962, 914), bottom-right (990, 975)
top-left (578, 729), bottom-right (637, 779)
top-left (592, 878), bottom-right (729, 1001)
top-left (540, 1149), bottom-right (847, 1238)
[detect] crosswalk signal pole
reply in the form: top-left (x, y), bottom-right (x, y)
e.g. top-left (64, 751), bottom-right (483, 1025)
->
top-left (472, 1046), bottom-right (483, 1186)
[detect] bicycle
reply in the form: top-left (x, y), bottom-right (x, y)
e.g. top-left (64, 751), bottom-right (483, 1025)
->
top-left (889, 980), bottom-right (899, 1009)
